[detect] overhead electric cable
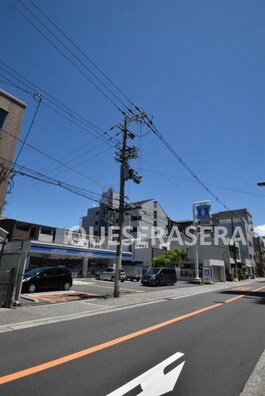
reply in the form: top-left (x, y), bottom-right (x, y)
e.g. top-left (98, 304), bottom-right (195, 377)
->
top-left (142, 168), bottom-right (265, 198)
top-left (24, 0), bottom-right (134, 114)
top-left (10, 0), bottom-right (128, 115)
top-left (13, 93), bottom-right (42, 165)
top-left (13, 144), bottom-right (114, 194)
top-left (0, 126), bottom-right (107, 189)
top-left (144, 115), bottom-right (229, 210)
top-left (0, 62), bottom-right (120, 146)
top-left (6, 3), bottom-right (245, 217)
top-left (28, 0), bottom-right (138, 111)
top-left (2, 158), bottom-right (102, 202)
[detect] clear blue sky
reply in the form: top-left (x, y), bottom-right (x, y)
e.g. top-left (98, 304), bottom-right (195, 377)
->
top-left (1, 0), bottom-right (265, 231)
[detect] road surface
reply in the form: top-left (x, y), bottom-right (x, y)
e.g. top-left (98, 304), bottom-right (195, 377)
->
top-left (0, 281), bottom-right (264, 395)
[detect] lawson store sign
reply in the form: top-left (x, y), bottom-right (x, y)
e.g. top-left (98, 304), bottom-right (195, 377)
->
top-left (30, 243), bottom-right (132, 261)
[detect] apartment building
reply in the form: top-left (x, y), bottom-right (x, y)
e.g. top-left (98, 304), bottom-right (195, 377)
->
top-left (81, 188), bottom-right (169, 240)
top-left (0, 218), bottom-right (56, 243)
top-left (212, 208), bottom-right (256, 277)
top-left (253, 236), bottom-right (265, 277)
top-left (0, 89), bottom-right (26, 215)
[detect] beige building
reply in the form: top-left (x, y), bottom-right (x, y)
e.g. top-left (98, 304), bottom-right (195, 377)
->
top-left (0, 89), bottom-right (26, 215)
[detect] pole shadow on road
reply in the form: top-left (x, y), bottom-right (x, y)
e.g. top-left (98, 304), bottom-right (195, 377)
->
top-left (217, 289), bottom-right (265, 305)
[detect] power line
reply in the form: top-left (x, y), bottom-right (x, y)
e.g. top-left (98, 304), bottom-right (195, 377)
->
top-left (28, 0), bottom-right (138, 111)
top-left (0, 126), bottom-right (108, 189)
top-left (142, 161), bottom-right (196, 199)
top-left (0, 62), bottom-right (120, 146)
top-left (0, 65), bottom-right (121, 192)
top-left (6, 3), bottom-right (250, 222)
top-left (12, 144), bottom-right (114, 194)
top-left (10, 0), bottom-right (129, 115)
top-left (143, 115), bottom-right (230, 210)
top-left (13, 93), bottom-right (42, 165)
top-left (142, 167), bottom-right (265, 199)
top-left (2, 157), bottom-right (102, 202)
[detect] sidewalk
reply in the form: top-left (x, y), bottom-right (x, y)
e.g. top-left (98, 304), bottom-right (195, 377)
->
top-left (0, 279), bottom-right (258, 331)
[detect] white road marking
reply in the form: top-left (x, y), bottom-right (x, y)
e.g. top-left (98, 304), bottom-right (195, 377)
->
top-left (107, 352), bottom-right (185, 396)
top-left (73, 281), bottom-right (95, 285)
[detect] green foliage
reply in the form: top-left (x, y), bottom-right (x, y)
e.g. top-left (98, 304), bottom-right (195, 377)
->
top-left (152, 248), bottom-right (189, 267)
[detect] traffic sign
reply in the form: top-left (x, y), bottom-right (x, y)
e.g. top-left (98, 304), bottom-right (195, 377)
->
top-left (203, 267), bottom-right (212, 283)
top-left (196, 204), bottom-right (211, 221)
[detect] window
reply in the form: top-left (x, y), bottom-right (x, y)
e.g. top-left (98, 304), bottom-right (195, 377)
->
top-left (40, 228), bottom-right (53, 235)
top-left (30, 227), bottom-right (38, 239)
top-left (131, 215), bottom-right (142, 221)
top-left (57, 268), bottom-right (65, 275)
top-left (43, 268), bottom-right (57, 276)
top-left (0, 108), bottom-right (8, 132)
top-left (16, 224), bottom-right (30, 231)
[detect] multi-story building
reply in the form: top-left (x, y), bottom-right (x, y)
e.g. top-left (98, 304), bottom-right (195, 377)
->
top-left (2, 218), bottom-right (132, 277)
top-left (253, 236), bottom-right (265, 277)
top-left (212, 208), bottom-right (256, 277)
top-left (0, 89), bottom-right (26, 215)
top-left (81, 188), bottom-right (169, 240)
top-left (0, 218), bottom-right (56, 243)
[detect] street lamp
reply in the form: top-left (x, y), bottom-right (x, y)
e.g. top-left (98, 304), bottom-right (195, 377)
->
top-left (257, 181), bottom-right (265, 186)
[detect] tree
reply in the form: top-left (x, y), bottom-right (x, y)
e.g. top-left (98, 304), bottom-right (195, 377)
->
top-left (152, 248), bottom-right (189, 267)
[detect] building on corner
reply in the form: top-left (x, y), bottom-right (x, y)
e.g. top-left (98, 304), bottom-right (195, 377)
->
top-left (0, 89), bottom-right (26, 216)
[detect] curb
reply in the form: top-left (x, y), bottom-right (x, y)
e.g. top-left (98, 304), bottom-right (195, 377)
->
top-left (20, 295), bottom-right (39, 303)
top-left (239, 349), bottom-right (265, 396)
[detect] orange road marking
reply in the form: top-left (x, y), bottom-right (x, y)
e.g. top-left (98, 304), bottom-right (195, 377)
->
top-left (224, 295), bottom-right (244, 303)
top-left (252, 285), bottom-right (265, 292)
top-left (0, 287), bottom-right (264, 385)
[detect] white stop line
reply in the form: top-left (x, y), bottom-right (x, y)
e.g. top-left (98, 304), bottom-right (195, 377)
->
top-left (107, 351), bottom-right (185, 396)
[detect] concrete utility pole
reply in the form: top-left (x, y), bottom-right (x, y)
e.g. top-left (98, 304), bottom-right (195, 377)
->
top-left (230, 218), bottom-right (239, 280)
top-left (113, 113), bottom-right (145, 298)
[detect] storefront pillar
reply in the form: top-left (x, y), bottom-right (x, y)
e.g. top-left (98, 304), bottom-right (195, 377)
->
top-left (82, 256), bottom-right (89, 278)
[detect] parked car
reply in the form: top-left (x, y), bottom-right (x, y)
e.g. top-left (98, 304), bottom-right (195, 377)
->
top-left (141, 267), bottom-right (177, 286)
top-left (95, 267), bottom-right (126, 282)
top-left (22, 267), bottom-right (73, 293)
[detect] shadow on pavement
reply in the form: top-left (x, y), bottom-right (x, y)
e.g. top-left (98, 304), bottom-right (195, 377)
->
top-left (218, 289), bottom-right (265, 305)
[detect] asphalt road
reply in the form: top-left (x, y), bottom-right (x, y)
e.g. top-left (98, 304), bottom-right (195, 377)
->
top-left (1, 281), bottom-right (265, 395)
top-left (20, 278), bottom-right (197, 306)
top-left (72, 278), bottom-right (197, 296)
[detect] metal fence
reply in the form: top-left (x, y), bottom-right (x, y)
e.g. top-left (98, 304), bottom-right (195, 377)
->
top-left (0, 268), bottom-right (16, 308)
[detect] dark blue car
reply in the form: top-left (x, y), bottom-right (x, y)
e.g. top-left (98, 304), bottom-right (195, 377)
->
top-left (22, 267), bottom-right (73, 293)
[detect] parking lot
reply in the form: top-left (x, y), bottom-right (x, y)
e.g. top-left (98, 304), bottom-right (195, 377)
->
top-left (20, 278), bottom-right (196, 305)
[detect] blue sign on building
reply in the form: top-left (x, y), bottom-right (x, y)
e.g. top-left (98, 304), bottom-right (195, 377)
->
top-left (30, 243), bottom-right (132, 261)
top-left (196, 204), bottom-right (211, 221)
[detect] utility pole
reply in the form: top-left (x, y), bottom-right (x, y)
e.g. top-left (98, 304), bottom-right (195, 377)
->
top-left (113, 113), bottom-right (145, 297)
top-left (231, 218), bottom-right (238, 280)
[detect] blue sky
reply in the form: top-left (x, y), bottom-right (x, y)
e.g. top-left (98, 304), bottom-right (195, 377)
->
top-left (1, 0), bottom-right (265, 231)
